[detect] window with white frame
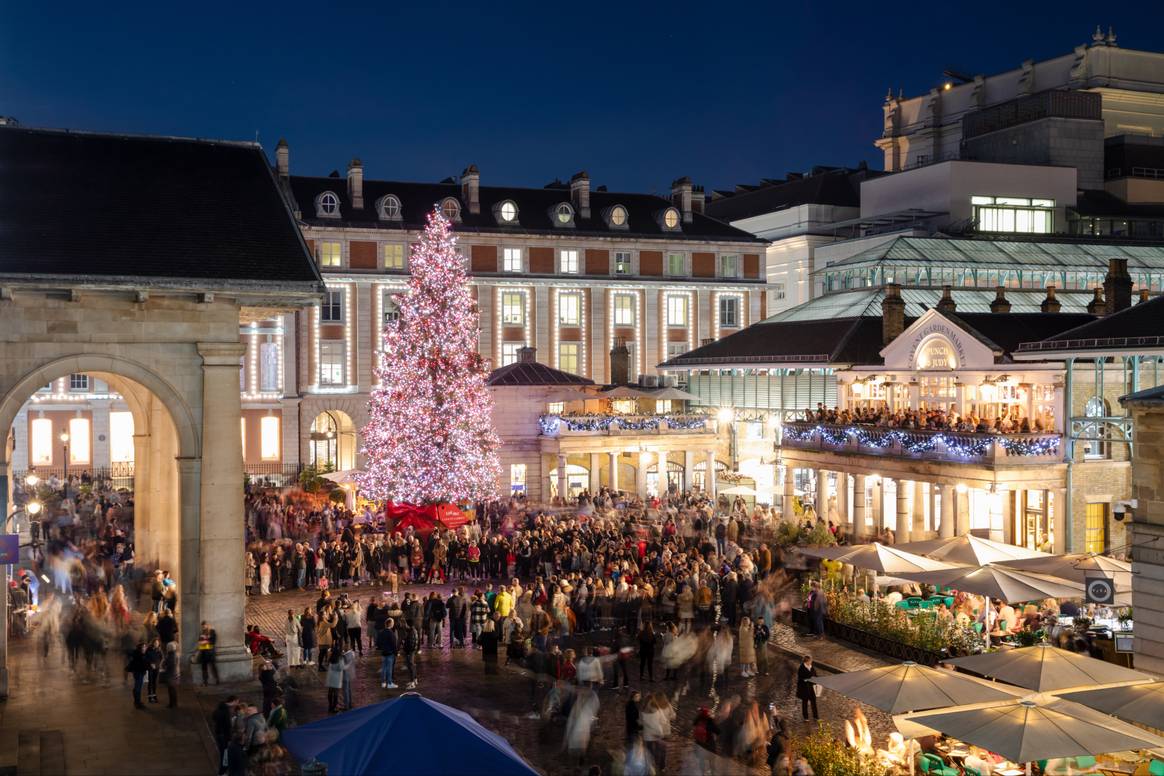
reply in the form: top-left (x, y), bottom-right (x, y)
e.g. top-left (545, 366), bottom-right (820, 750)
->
top-left (319, 342), bottom-right (345, 385)
top-left (69, 374), bottom-right (89, 392)
top-left (609, 205), bottom-right (628, 227)
top-left (555, 203), bottom-right (574, 225)
top-left (260, 341), bottom-right (280, 392)
top-left (503, 247), bottom-right (523, 273)
top-left (501, 291), bottom-right (525, 325)
top-left (382, 244), bottom-right (405, 270)
top-left (666, 295), bottom-right (688, 326)
top-left (546, 402), bottom-right (564, 414)
top-left (560, 249), bottom-right (579, 274)
top-left (666, 342), bottom-right (689, 360)
top-left (378, 194), bottom-right (401, 220)
top-left (719, 295), bottom-right (740, 327)
top-left (499, 200), bottom-right (518, 223)
top-left (718, 254), bottom-right (740, 278)
top-left (317, 192), bottom-right (340, 217)
top-left (773, 283), bottom-right (786, 300)
top-left (971, 195), bottom-right (1054, 234)
top-left (382, 291), bottom-right (401, 325)
top-left (615, 251), bottom-right (633, 275)
top-left (68, 417), bottom-right (90, 464)
top-left (260, 416), bottom-right (280, 461)
top-left (319, 241), bottom-right (342, 267)
top-left (558, 293), bottom-right (581, 325)
top-left (666, 253), bottom-right (685, 276)
top-left (663, 208), bottom-right (680, 229)
top-left (558, 342), bottom-right (580, 374)
top-left (30, 417), bottom-right (53, 465)
top-left (613, 294), bottom-right (634, 325)
top-left (321, 289), bottom-right (344, 322)
top-left (441, 198), bottom-right (461, 221)
top-left (500, 342), bottom-right (523, 366)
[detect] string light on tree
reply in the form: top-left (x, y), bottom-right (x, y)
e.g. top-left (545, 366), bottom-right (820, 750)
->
top-left (358, 208), bottom-right (501, 504)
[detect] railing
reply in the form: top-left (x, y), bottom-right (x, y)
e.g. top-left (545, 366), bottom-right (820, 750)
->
top-left (962, 90), bottom-right (1101, 140)
top-left (245, 463), bottom-right (304, 487)
top-left (538, 413), bottom-right (716, 437)
top-left (780, 421), bottom-right (1061, 463)
top-left (13, 465), bottom-right (135, 491)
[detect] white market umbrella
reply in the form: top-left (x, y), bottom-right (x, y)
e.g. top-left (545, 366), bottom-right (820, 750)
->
top-left (802, 542), bottom-right (962, 575)
top-left (994, 553), bottom-right (1132, 590)
top-left (602, 386), bottom-right (654, 399)
top-left (650, 386), bottom-right (702, 401)
top-left (320, 470), bottom-right (362, 484)
top-left (897, 534), bottom-right (1051, 566)
top-left (945, 644), bottom-right (1151, 693)
top-left (895, 693), bottom-right (1164, 764)
top-left (1058, 681), bottom-right (1164, 730)
top-left (812, 660), bottom-right (1023, 714)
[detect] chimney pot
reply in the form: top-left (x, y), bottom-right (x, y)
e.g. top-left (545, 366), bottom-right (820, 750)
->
top-left (1041, 285), bottom-right (1061, 313)
top-left (346, 158), bottom-right (364, 210)
top-left (461, 165), bottom-right (480, 215)
top-left (881, 283), bottom-right (906, 345)
top-left (990, 286), bottom-right (1011, 314)
top-left (671, 177), bottom-right (694, 224)
top-left (936, 285), bottom-right (957, 314)
top-left (275, 139), bottom-right (290, 179)
top-left (691, 185), bottom-right (706, 215)
top-left (1104, 257), bottom-right (1133, 314)
top-left (570, 171), bottom-right (591, 220)
top-left (1139, 288), bottom-right (1151, 304)
top-left (1087, 286), bottom-right (1106, 314)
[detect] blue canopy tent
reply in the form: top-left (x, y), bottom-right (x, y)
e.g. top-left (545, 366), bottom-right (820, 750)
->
top-left (281, 693), bottom-right (540, 776)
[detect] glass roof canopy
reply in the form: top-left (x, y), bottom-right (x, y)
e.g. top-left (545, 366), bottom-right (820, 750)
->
top-left (763, 287), bottom-right (1092, 324)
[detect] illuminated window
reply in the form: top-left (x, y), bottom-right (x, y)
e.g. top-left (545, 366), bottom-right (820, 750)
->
top-left (666, 295), bottom-right (688, 326)
top-left (382, 244), bottom-right (405, 270)
top-left (609, 206), bottom-right (628, 227)
top-left (613, 295), bottom-right (634, 325)
top-left (663, 208), bottom-right (680, 229)
top-left (240, 417), bottom-right (246, 453)
top-left (321, 289), bottom-right (344, 322)
top-left (503, 248), bottom-right (523, 273)
top-left (500, 343), bottom-right (523, 366)
top-left (1085, 503), bottom-right (1108, 555)
top-left (260, 416), bottom-right (281, 461)
top-left (666, 342), bottom-right (688, 360)
top-left (441, 198), bottom-right (461, 221)
top-left (666, 253), bottom-right (685, 276)
top-left (260, 341), bottom-right (280, 392)
top-left (30, 417), bottom-right (53, 465)
top-left (319, 342), bottom-right (345, 385)
top-left (1081, 396), bottom-right (1110, 459)
top-left (109, 411), bottom-right (134, 464)
top-left (719, 296), bottom-right (740, 327)
top-left (560, 249), bottom-right (579, 274)
top-left (501, 292), bottom-right (525, 325)
top-left (718, 254), bottom-right (740, 278)
top-left (69, 374), bottom-right (89, 392)
top-left (612, 399), bottom-right (636, 414)
top-left (615, 251), bottom-right (633, 275)
top-left (559, 293), bottom-right (581, 325)
top-left (378, 195), bottom-right (401, 220)
top-left (317, 192), bottom-right (340, 217)
top-left (68, 417), bottom-right (90, 464)
top-left (558, 342), bottom-right (580, 374)
top-left (499, 201), bottom-right (518, 223)
top-left (555, 203), bottom-right (574, 225)
top-left (547, 402), bottom-right (564, 414)
top-left (972, 195), bottom-right (1054, 234)
top-left (319, 241), bottom-right (342, 267)
top-left (655, 400), bottom-right (673, 413)
top-left (510, 463), bottom-right (527, 494)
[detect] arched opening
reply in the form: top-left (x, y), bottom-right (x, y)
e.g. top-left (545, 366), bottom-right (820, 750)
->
top-left (647, 456), bottom-right (684, 496)
top-left (308, 410), bottom-right (357, 471)
top-left (1081, 396), bottom-right (1111, 460)
top-left (548, 463), bottom-right (589, 499)
top-left (693, 458), bottom-right (727, 493)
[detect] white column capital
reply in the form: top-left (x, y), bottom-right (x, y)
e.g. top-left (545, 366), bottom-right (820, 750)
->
top-left (197, 341), bottom-right (247, 366)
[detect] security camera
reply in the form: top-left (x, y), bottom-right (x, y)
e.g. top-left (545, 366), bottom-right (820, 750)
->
top-left (1113, 499), bottom-right (1138, 522)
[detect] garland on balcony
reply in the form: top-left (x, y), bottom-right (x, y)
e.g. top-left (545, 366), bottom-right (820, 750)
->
top-left (1000, 435), bottom-right (1060, 457)
top-left (540, 414), bottom-right (709, 435)
top-left (819, 425), bottom-right (852, 446)
top-left (665, 416), bottom-right (707, 430)
top-left (782, 424), bottom-right (819, 443)
top-left (853, 428), bottom-right (897, 449)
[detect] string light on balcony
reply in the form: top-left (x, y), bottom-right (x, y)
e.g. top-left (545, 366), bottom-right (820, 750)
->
top-left (1000, 436), bottom-right (1059, 457)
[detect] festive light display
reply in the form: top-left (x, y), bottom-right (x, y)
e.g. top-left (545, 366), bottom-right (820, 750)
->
top-left (359, 209), bottom-right (501, 504)
top-left (1000, 435), bottom-right (1060, 457)
top-left (538, 413), bottom-right (709, 436)
top-left (782, 423), bottom-right (1055, 459)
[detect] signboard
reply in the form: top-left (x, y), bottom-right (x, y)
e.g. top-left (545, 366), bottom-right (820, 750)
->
top-left (0, 533), bottom-right (18, 564)
top-left (1085, 574), bottom-right (1116, 605)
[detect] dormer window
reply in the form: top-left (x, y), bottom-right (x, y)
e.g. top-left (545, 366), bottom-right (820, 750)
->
top-left (441, 197), bottom-right (461, 222)
top-left (377, 194), bottom-right (402, 221)
top-left (606, 205), bottom-right (629, 229)
top-left (316, 191), bottom-right (340, 218)
top-left (662, 207), bottom-right (681, 230)
top-left (554, 202), bottom-right (575, 227)
top-left (495, 199), bottom-right (519, 225)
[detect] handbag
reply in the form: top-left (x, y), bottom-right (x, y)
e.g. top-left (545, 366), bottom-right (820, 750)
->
top-left (812, 683), bottom-right (823, 697)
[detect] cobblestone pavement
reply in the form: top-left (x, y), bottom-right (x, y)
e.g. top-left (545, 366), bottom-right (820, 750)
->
top-left (223, 583), bottom-right (897, 775)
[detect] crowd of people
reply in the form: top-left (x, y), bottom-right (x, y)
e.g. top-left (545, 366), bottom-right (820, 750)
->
top-left (805, 403), bottom-right (1054, 434)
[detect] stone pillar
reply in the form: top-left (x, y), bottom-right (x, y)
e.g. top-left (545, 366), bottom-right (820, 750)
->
top-left (557, 453), bottom-right (568, 500)
top-left (955, 487), bottom-right (971, 537)
top-left (851, 473), bottom-right (866, 536)
top-left (913, 480), bottom-right (926, 534)
top-left (1053, 488), bottom-right (1068, 553)
top-left (896, 478), bottom-right (911, 543)
top-left (837, 472), bottom-right (850, 530)
top-left (636, 451), bottom-right (649, 497)
top-left (91, 400), bottom-right (112, 470)
top-left (939, 484), bottom-right (954, 538)
top-left (782, 465), bottom-right (795, 521)
top-left (815, 469), bottom-right (828, 520)
top-left (132, 432), bottom-right (153, 563)
top-left (706, 450), bottom-right (717, 500)
top-left (872, 477), bottom-right (883, 529)
top-left (196, 342), bottom-right (251, 681)
top-left (683, 450), bottom-right (694, 495)
top-left (609, 451), bottom-right (620, 492)
top-left (1002, 489), bottom-right (1015, 545)
top-left (177, 456), bottom-right (203, 663)
top-left (589, 452), bottom-right (601, 494)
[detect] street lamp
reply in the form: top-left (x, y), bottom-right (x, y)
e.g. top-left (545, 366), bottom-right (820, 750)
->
top-left (25, 500), bottom-right (41, 516)
top-left (59, 431), bottom-right (69, 479)
top-left (23, 474), bottom-right (38, 488)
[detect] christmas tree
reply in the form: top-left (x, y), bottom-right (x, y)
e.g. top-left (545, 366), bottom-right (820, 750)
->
top-left (359, 208), bottom-right (500, 504)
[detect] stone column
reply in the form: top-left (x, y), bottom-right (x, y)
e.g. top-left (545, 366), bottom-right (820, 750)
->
top-left (955, 487), bottom-right (971, 537)
top-left (896, 478), bottom-right (912, 543)
top-left (913, 480), bottom-right (926, 534)
top-left (1001, 489), bottom-right (1015, 545)
top-left (706, 450), bottom-right (717, 500)
top-left (683, 450), bottom-right (695, 495)
top-left (852, 473), bottom-right (866, 536)
top-left (589, 452), bottom-right (601, 494)
top-left (196, 342), bottom-right (251, 681)
top-left (609, 451), bottom-right (620, 492)
top-left (557, 453), bottom-right (568, 500)
top-left (782, 465), bottom-right (795, 521)
top-left (872, 477), bottom-right (883, 529)
top-left (938, 484), bottom-right (954, 538)
top-left (177, 456), bottom-right (203, 661)
top-left (837, 472), bottom-right (850, 530)
top-left (1053, 488), bottom-right (1068, 553)
top-left (815, 469), bottom-right (828, 521)
top-left (132, 432), bottom-right (153, 563)
top-left (636, 451), bottom-right (649, 497)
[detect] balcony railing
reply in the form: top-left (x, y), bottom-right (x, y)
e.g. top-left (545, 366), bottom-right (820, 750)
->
top-left (780, 421), bottom-right (1061, 463)
top-left (538, 413), bottom-right (716, 438)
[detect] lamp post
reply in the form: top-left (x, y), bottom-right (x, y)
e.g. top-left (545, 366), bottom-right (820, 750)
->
top-left (59, 431), bottom-right (70, 480)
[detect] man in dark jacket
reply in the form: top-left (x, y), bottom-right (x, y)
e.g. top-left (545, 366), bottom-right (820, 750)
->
top-left (426, 592), bottom-right (447, 649)
top-left (398, 621), bottom-right (419, 689)
top-left (126, 642), bottom-right (149, 709)
top-left (447, 588), bottom-right (468, 648)
top-left (212, 695), bottom-right (239, 771)
top-left (376, 617), bottom-right (398, 689)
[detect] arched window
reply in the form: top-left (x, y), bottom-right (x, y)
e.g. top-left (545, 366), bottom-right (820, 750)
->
top-left (1081, 396), bottom-right (1111, 459)
top-left (662, 207), bottom-right (681, 230)
top-left (378, 195), bottom-right (401, 220)
top-left (316, 191), bottom-right (340, 217)
top-left (916, 337), bottom-right (956, 370)
top-left (608, 205), bottom-right (628, 228)
top-left (554, 202), bottom-right (574, 226)
top-left (498, 200), bottom-right (518, 223)
top-left (440, 198), bottom-right (461, 222)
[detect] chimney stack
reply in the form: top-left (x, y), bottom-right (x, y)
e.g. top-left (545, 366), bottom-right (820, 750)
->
top-left (990, 286), bottom-right (1011, 313)
top-left (691, 185), bottom-right (705, 215)
top-left (1139, 288), bottom-right (1151, 304)
top-left (275, 138), bottom-right (290, 180)
top-left (570, 171), bottom-right (590, 219)
top-left (517, 346), bottom-right (536, 363)
top-left (609, 337), bottom-right (631, 385)
top-left (347, 158), bottom-right (364, 210)
top-left (1087, 287), bottom-right (1106, 314)
top-left (1041, 286), bottom-right (1061, 313)
top-left (671, 177), bottom-right (694, 224)
top-left (936, 285), bottom-right (957, 314)
top-left (882, 284), bottom-right (906, 345)
top-left (1104, 258), bottom-right (1133, 314)
top-left (461, 165), bottom-right (480, 215)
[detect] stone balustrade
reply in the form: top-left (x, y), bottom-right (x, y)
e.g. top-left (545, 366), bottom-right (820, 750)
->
top-left (780, 420), bottom-right (1061, 463)
top-left (537, 413), bottom-right (716, 437)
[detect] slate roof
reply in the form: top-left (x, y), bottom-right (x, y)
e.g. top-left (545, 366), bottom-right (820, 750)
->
top-left (0, 126), bottom-right (321, 287)
top-left (705, 166), bottom-right (882, 222)
top-left (486, 361), bottom-right (595, 387)
top-left (1018, 294), bottom-right (1164, 352)
top-left (289, 175), bottom-right (763, 243)
top-left (660, 316), bottom-right (891, 368)
top-left (943, 312), bottom-right (1097, 357)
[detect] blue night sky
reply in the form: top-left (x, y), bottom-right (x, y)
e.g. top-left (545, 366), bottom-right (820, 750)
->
top-left (3, 2), bottom-right (1163, 194)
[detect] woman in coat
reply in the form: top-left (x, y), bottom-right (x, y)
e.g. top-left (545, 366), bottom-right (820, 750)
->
top-left (317, 606), bottom-right (337, 671)
top-left (676, 586), bottom-right (695, 632)
top-left (300, 607), bottom-right (317, 666)
top-left (796, 654), bottom-right (819, 722)
top-left (478, 619), bottom-right (500, 675)
top-left (284, 610), bottom-right (303, 668)
top-left (324, 647), bottom-right (344, 713)
top-left (738, 617), bottom-right (756, 678)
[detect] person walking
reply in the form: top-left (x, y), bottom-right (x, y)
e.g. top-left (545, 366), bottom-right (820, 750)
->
top-left (796, 654), bottom-right (820, 722)
top-left (469, 592), bottom-right (489, 648)
top-left (259, 659), bottom-right (278, 715)
top-left (426, 592), bottom-right (446, 649)
top-left (126, 641), bottom-right (149, 709)
top-left (341, 646), bottom-right (357, 711)
top-left (325, 647), bottom-right (344, 713)
top-left (398, 619), bottom-right (419, 689)
top-left (198, 621), bottom-right (220, 685)
top-left (637, 622), bottom-right (657, 682)
top-left (625, 690), bottom-right (642, 744)
top-left (754, 619), bottom-right (771, 677)
top-left (161, 640), bottom-right (180, 708)
top-left (376, 617), bottom-right (398, 689)
top-left (145, 638), bottom-right (162, 704)
top-left (479, 619), bottom-right (499, 675)
top-left (284, 610), bottom-right (302, 668)
top-left (345, 599), bottom-right (363, 656)
top-left (739, 617), bottom-right (757, 678)
top-left (300, 608), bottom-right (317, 667)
